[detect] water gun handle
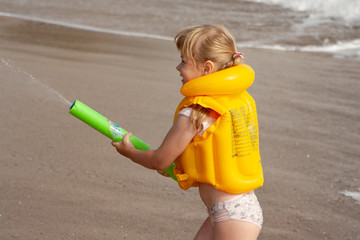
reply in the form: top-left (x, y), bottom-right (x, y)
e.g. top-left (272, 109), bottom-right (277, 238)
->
top-left (69, 100), bottom-right (176, 180)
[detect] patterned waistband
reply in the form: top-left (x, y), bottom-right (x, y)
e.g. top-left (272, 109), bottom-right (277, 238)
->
top-left (208, 191), bottom-right (253, 213)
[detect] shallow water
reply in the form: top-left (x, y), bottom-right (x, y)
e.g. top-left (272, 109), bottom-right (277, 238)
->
top-left (0, 0), bottom-right (359, 59)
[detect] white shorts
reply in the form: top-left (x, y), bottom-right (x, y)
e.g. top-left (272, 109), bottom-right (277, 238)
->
top-left (207, 191), bottom-right (263, 229)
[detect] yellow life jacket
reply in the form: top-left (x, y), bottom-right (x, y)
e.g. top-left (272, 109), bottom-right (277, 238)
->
top-left (173, 64), bottom-right (263, 194)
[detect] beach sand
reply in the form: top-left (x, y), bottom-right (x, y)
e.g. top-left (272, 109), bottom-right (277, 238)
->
top-left (0, 16), bottom-right (359, 239)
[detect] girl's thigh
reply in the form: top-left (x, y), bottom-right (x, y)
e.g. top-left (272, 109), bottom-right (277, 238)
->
top-left (193, 217), bottom-right (213, 240)
top-left (213, 220), bottom-right (260, 240)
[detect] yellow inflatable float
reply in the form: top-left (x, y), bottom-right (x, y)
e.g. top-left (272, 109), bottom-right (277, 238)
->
top-left (174, 64), bottom-right (263, 194)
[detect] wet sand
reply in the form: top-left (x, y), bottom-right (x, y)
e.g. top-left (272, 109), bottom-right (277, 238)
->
top-left (0, 16), bottom-right (359, 239)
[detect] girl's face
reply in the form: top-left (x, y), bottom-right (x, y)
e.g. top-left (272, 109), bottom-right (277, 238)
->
top-left (176, 55), bottom-right (204, 85)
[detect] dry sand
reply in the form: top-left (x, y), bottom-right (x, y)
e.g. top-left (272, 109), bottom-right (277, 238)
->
top-left (0, 16), bottom-right (359, 240)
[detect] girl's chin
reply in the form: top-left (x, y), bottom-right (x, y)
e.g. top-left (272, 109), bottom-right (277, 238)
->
top-left (181, 78), bottom-right (190, 85)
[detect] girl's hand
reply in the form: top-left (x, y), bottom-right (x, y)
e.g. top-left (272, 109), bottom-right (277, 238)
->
top-left (157, 170), bottom-right (170, 178)
top-left (112, 132), bottom-right (135, 156)
top-left (110, 115), bottom-right (197, 170)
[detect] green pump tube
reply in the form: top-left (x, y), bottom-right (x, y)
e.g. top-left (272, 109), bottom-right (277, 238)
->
top-left (69, 100), bottom-right (176, 180)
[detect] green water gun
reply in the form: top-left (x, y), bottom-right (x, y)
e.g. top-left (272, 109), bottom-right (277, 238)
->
top-left (69, 100), bottom-right (176, 181)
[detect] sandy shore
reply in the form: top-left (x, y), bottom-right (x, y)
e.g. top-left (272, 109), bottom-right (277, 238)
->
top-left (0, 16), bottom-right (359, 240)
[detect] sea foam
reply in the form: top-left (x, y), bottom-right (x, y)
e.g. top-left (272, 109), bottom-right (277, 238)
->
top-left (0, 11), bottom-right (172, 41)
top-left (250, 0), bottom-right (360, 23)
top-left (237, 39), bottom-right (360, 59)
top-left (340, 189), bottom-right (360, 204)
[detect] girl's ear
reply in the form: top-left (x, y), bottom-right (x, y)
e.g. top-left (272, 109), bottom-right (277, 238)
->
top-left (203, 60), bottom-right (216, 75)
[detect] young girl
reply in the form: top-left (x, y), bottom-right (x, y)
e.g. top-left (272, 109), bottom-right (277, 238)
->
top-left (112, 24), bottom-right (263, 240)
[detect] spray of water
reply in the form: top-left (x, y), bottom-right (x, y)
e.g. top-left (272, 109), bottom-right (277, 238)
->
top-left (0, 58), bottom-right (72, 107)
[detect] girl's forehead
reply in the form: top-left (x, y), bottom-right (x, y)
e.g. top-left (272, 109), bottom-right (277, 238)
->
top-left (180, 54), bottom-right (189, 60)
top-left (181, 54), bottom-right (193, 60)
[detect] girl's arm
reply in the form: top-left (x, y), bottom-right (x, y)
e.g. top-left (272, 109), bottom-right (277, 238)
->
top-left (112, 115), bottom-right (197, 170)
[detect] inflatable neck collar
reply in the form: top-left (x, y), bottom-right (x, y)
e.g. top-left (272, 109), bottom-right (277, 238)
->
top-left (180, 64), bottom-right (255, 97)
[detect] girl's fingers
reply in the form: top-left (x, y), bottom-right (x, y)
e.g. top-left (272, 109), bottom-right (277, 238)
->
top-left (157, 170), bottom-right (170, 177)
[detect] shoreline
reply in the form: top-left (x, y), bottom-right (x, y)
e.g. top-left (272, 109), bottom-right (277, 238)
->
top-left (1, 13), bottom-right (359, 61)
top-left (1, 16), bottom-right (359, 239)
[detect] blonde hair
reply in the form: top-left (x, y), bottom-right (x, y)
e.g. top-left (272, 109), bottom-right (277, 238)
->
top-left (174, 24), bottom-right (243, 71)
top-left (175, 25), bottom-right (243, 131)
